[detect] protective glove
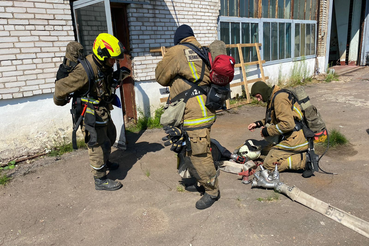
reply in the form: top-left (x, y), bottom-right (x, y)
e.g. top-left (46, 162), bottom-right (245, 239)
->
top-left (170, 136), bottom-right (184, 153)
top-left (163, 126), bottom-right (182, 138)
top-left (162, 135), bottom-right (180, 147)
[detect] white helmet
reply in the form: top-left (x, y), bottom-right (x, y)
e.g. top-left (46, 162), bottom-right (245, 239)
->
top-left (238, 140), bottom-right (261, 160)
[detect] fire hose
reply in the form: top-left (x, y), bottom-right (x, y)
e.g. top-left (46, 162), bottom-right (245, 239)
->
top-left (251, 165), bottom-right (369, 239)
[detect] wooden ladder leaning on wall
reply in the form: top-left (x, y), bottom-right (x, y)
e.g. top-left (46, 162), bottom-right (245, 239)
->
top-left (150, 43), bottom-right (269, 108)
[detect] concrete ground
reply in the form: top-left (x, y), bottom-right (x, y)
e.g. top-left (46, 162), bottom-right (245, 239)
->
top-left (1, 67), bottom-right (369, 246)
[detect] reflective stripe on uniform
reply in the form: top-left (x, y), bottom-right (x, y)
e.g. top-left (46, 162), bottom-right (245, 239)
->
top-left (276, 124), bottom-right (283, 134)
top-left (196, 95), bottom-right (207, 117)
top-left (90, 164), bottom-right (105, 170)
top-left (183, 115), bottom-right (216, 126)
top-left (275, 141), bottom-right (308, 150)
top-left (293, 105), bottom-right (303, 120)
top-left (86, 108), bottom-right (95, 115)
top-left (96, 120), bottom-right (109, 125)
top-left (188, 62), bottom-right (199, 81)
top-left (81, 97), bottom-right (100, 105)
top-left (288, 156), bottom-right (292, 169)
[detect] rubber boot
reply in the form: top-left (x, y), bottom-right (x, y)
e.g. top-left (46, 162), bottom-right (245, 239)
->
top-left (94, 176), bottom-right (122, 191)
top-left (106, 160), bottom-right (119, 170)
top-left (195, 191), bottom-right (220, 210)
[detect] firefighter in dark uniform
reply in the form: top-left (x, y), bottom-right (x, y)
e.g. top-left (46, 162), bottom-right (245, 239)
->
top-left (54, 33), bottom-right (128, 191)
top-left (248, 81), bottom-right (308, 172)
top-left (155, 25), bottom-right (220, 209)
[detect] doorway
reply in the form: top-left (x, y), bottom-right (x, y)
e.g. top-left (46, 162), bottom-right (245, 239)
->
top-left (72, 0), bottom-right (136, 148)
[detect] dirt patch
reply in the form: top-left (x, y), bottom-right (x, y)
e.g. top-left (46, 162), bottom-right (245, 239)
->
top-left (315, 143), bottom-right (358, 158)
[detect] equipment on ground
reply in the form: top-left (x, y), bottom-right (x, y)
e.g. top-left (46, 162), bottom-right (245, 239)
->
top-left (237, 139), bottom-right (261, 160)
top-left (251, 165), bottom-right (369, 239)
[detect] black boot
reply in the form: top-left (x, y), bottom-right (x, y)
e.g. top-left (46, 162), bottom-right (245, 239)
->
top-left (185, 184), bottom-right (205, 194)
top-left (106, 160), bottom-right (119, 170)
top-left (195, 191), bottom-right (220, 210)
top-left (94, 176), bottom-right (122, 191)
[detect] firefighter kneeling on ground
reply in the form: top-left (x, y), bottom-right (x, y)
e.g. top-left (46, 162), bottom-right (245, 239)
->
top-left (155, 25), bottom-right (220, 210)
top-left (54, 33), bottom-right (129, 191)
top-left (248, 81), bottom-right (308, 172)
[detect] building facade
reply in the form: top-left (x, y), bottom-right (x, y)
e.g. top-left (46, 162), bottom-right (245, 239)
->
top-left (0, 0), bottom-right (367, 162)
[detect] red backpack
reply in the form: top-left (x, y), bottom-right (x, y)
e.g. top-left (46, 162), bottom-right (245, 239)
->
top-left (208, 52), bottom-right (235, 86)
top-left (181, 42), bottom-right (235, 85)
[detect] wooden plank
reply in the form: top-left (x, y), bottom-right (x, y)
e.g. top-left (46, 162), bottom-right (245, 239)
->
top-left (237, 43), bottom-right (250, 103)
top-left (160, 97), bottom-right (169, 103)
top-left (230, 81), bottom-right (244, 88)
top-left (160, 46), bottom-right (167, 56)
top-left (234, 60), bottom-right (265, 68)
top-left (230, 76), bottom-right (270, 88)
top-left (226, 43), bottom-right (261, 48)
top-left (150, 47), bottom-right (171, 53)
top-left (258, 0), bottom-right (262, 18)
top-left (247, 76), bottom-right (269, 84)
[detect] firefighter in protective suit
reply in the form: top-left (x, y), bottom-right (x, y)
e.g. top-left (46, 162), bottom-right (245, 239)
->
top-left (248, 81), bottom-right (308, 172)
top-left (155, 25), bottom-right (220, 210)
top-left (54, 33), bottom-right (128, 191)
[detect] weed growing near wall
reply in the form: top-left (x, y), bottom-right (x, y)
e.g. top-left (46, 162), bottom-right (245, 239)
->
top-left (0, 171), bottom-right (10, 186)
top-left (325, 71), bottom-right (339, 82)
top-left (288, 57), bottom-right (313, 87)
top-left (48, 139), bottom-right (86, 157)
top-left (126, 107), bottom-right (164, 133)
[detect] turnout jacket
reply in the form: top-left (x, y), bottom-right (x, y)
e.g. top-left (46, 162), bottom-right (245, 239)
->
top-left (155, 36), bottom-right (215, 129)
top-left (261, 85), bottom-right (308, 152)
top-left (54, 54), bottom-right (114, 124)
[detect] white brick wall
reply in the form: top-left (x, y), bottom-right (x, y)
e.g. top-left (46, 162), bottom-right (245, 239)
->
top-left (128, 0), bottom-right (220, 82)
top-left (0, 0), bottom-right (74, 100)
top-left (0, 0), bottom-right (220, 100)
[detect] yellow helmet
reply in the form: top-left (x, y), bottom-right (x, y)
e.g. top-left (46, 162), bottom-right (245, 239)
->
top-left (92, 33), bottom-right (125, 61)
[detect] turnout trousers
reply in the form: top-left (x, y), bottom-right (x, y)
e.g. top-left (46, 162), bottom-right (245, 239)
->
top-left (187, 127), bottom-right (219, 197)
top-left (83, 119), bottom-right (116, 178)
top-left (263, 147), bottom-right (307, 172)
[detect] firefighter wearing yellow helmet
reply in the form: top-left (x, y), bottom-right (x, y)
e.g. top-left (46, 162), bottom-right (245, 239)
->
top-left (54, 33), bottom-right (130, 191)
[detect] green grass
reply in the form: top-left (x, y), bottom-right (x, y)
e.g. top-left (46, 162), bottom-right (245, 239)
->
top-left (0, 160), bottom-right (16, 171)
top-left (324, 129), bottom-right (348, 148)
top-left (0, 171), bottom-right (10, 186)
top-left (145, 170), bottom-right (150, 177)
top-left (48, 139), bottom-right (86, 157)
top-left (249, 97), bottom-right (267, 107)
top-left (284, 57), bottom-right (314, 87)
top-left (325, 71), bottom-right (339, 82)
top-left (257, 191), bottom-right (280, 202)
top-left (176, 185), bottom-right (185, 192)
top-left (126, 107), bottom-right (164, 133)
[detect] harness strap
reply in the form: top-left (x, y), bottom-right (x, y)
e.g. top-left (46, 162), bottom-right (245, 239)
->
top-left (180, 42), bottom-right (211, 70)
